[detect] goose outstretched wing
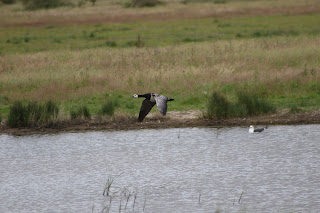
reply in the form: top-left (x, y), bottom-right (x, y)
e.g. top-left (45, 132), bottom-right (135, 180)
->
top-left (138, 99), bottom-right (156, 122)
top-left (154, 94), bottom-right (168, 116)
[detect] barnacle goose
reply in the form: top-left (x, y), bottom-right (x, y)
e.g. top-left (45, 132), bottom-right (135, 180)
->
top-left (132, 93), bottom-right (174, 122)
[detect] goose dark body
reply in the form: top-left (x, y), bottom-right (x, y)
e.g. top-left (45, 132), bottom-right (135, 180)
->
top-left (133, 93), bottom-right (174, 122)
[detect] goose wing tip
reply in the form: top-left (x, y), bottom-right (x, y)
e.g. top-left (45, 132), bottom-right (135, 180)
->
top-left (138, 99), bottom-right (156, 122)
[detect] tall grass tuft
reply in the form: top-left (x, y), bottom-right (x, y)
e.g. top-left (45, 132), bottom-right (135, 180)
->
top-left (206, 90), bottom-right (275, 119)
top-left (22, 0), bottom-right (74, 10)
top-left (100, 100), bottom-right (115, 116)
top-left (206, 91), bottom-right (230, 119)
top-left (7, 100), bottom-right (59, 127)
top-left (236, 90), bottom-right (275, 116)
top-left (125, 0), bottom-right (162, 7)
top-left (126, 35), bottom-right (144, 48)
top-left (1, 0), bottom-right (16, 4)
top-left (70, 105), bottom-right (91, 120)
top-left (44, 100), bottom-right (60, 118)
top-left (7, 101), bottom-right (27, 127)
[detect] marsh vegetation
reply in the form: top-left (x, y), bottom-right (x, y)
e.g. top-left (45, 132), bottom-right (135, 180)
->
top-left (205, 90), bottom-right (275, 119)
top-left (7, 100), bottom-right (59, 127)
top-left (0, 0), bottom-right (319, 127)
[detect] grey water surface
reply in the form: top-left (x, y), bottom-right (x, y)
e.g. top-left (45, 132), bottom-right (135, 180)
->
top-left (0, 125), bottom-right (320, 213)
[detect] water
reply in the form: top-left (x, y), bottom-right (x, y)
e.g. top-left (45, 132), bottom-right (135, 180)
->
top-left (0, 125), bottom-right (320, 213)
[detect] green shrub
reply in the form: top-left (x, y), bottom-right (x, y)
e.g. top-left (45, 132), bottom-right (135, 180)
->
top-left (44, 100), bottom-right (59, 120)
top-left (126, 0), bottom-right (162, 8)
top-left (126, 35), bottom-right (144, 48)
top-left (70, 105), bottom-right (91, 119)
top-left (7, 101), bottom-right (28, 127)
top-left (206, 90), bottom-right (275, 119)
top-left (236, 90), bottom-right (275, 116)
top-left (27, 102), bottom-right (42, 125)
top-left (22, 0), bottom-right (73, 10)
top-left (7, 100), bottom-right (59, 127)
top-left (89, 31), bottom-right (95, 38)
top-left (81, 105), bottom-right (91, 119)
top-left (100, 100), bottom-right (115, 116)
top-left (182, 38), bottom-right (203, 43)
top-left (6, 37), bottom-right (21, 44)
top-left (105, 41), bottom-right (117, 47)
top-left (251, 30), bottom-right (298, 38)
top-left (1, 0), bottom-right (16, 4)
top-left (206, 91), bottom-right (230, 119)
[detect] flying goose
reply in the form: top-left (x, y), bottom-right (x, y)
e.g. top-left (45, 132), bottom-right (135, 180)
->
top-left (249, 125), bottom-right (267, 133)
top-left (132, 93), bottom-right (174, 122)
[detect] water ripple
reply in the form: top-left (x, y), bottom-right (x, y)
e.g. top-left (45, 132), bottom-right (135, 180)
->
top-left (0, 125), bottom-right (319, 212)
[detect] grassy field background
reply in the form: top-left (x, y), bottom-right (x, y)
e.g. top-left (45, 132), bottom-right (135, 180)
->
top-left (0, 0), bottom-right (320, 121)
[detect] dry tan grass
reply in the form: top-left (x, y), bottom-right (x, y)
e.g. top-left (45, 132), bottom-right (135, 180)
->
top-left (1, 0), bottom-right (320, 26)
top-left (1, 36), bottom-right (319, 101)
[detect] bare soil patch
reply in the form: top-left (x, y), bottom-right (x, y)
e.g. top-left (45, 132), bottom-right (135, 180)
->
top-left (1, 110), bottom-right (320, 136)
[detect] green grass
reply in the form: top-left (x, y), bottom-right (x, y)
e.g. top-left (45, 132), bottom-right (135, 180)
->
top-left (236, 90), bottom-right (275, 116)
top-left (59, 91), bottom-right (208, 118)
top-left (206, 91), bottom-right (230, 118)
top-left (22, 0), bottom-right (74, 10)
top-left (7, 100), bottom-right (59, 127)
top-left (0, 1), bottom-right (319, 124)
top-left (1, 13), bottom-right (320, 54)
top-left (205, 89), bottom-right (275, 119)
top-left (99, 100), bottom-right (115, 116)
top-left (125, 0), bottom-right (163, 8)
top-left (70, 104), bottom-right (91, 119)
top-left (1, 80), bottom-right (319, 124)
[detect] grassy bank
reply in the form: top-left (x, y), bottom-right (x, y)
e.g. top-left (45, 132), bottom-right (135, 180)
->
top-left (1, 0), bottom-right (320, 27)
top-left (1, 36), bottom-right (319, 120)
top-left (0, 0), bottom-right (320, 124)
top-left (1, 13), bottom-right (320, 54)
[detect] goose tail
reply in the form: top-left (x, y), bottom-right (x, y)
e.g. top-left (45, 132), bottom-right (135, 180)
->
top-left (168, 98), bottom-right (174, 101)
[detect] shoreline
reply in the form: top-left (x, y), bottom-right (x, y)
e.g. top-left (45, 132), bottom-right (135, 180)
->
top-left (1, 110), bottom-right (320, 136)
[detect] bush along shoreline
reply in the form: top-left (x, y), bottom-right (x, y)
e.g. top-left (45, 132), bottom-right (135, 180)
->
top-left (5, 99), bottom-right (117, 128)
top-left (7, 100), bottom-right (59, 128)
top-left (3, 91), bottom-right (278, 128)
top-left (205, 90), bottom-right (275, 119)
